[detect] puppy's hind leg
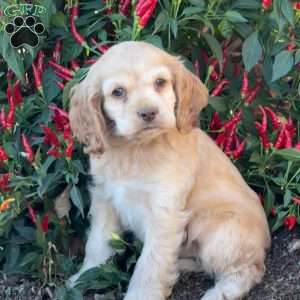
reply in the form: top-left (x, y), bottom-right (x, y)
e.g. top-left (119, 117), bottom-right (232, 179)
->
top-left (67, 199), bottom-right (121, 287)
top-left (201, 264), bottom-right (265, 300)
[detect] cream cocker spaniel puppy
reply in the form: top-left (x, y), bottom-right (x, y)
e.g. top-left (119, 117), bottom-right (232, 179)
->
top-left (68, 42), bottom-right (271, 300)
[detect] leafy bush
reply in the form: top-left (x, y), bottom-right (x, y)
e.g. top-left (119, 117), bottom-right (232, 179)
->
top-left (0, 0), bottom-right (300, 298)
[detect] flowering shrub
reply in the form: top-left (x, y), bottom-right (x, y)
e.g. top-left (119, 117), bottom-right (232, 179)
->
top-left (0, 0), bottom-right (300, 297)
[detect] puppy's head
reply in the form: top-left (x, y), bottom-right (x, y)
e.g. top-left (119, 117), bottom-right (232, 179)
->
top-left (69, 42), bottom-right (208, 154)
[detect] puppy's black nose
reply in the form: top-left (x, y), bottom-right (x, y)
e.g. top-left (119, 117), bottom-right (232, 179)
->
top-left (137, 107), bottom-right (159, 122)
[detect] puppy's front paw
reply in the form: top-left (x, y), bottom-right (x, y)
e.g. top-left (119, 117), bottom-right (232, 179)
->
top-left (124, 288), bottom-right (165, 300)
top-left (66, 272), bottom-right (81, 288)
top-left (201, 287), bottom-right (224, 300)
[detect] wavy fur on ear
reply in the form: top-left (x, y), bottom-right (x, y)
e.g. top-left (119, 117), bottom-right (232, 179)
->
top-left (173, 61), bottom-right (208, 134)
top-left (69, 84), bottom-right (107, 155)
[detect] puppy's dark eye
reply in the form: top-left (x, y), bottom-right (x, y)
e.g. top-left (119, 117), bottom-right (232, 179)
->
top-left (112, 87), bottom-right (126, 98)
top-left (155, 78), bottom-right (167, 89)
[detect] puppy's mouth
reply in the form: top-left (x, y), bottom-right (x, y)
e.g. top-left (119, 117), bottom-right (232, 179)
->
top-left (142, 124), bottom-right (158, 131)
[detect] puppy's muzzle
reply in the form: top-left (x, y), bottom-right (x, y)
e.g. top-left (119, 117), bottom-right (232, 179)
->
top-left (137, 106), bottom-right (159, 123)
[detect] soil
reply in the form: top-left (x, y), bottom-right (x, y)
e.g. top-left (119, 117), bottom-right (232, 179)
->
top-left (1, 229), bottom-right (300, 300)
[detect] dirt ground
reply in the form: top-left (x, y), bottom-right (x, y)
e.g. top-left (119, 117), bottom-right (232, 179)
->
top-left (1, 229), bottom-right (300, 300)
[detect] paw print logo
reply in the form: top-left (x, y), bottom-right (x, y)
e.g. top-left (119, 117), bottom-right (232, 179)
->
top-left (4, 16), bottom-right (45, 48)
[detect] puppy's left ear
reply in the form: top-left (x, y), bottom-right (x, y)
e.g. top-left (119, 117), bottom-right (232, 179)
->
top-left (173, 61), bottom-right (208, 134)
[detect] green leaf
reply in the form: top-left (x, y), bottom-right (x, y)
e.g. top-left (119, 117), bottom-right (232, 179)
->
top-left (3, 244), bottom-right (20, 272)
top-left (283, 189), bottom-right (291, 207)
top-left (274, 148), bottom-right (300, 161)
top-left (0, 32), bottom-right (24, 80)
top-left (280, 0), bottom-right (294, 26)
top-left (233, 22), bottom-right (252, 38)
top-left (231, 0), bottom-right (260, 9)
top-left (264, 184), bottom-right (275, 216)
top-left (37, 172), bottom-right (63, 198)
top-left (19, 252), bottom-right (40, 268)
top-left (182, 6), bottom-right (205, 16)
top-left (36, 227), bottom-right (47, 250)
top-left (218, 19), bottom-right (233, 38)
top-left (70, 185), bottom-right (84, 217)
top-left (66, 288), bottom-right (83, 300)
top-left (154, 10), bottom-right (168, 32)
top-left (271, 50), bottom-right (294, 82)
top-left (272, 211), bottom-right (287, 232)
top-left (208, 97), bottom-right (228, 112)
top-left (145, 35), bottom-right (163, 49)
top-left (61, 39), bottom-right (83, 64)
top-left (169, 18), bottom-right (178, 38)
top-left (51, 11), bottom-right (67, 28)
top-left (273, 0), bottom-right (287, 31)
top-left (295, 49), bottom-right (300, 64)
top-left (14, 225), bottom-right (36, 241)
top-left (188, 0), bottom-right (205, 6)
top-left (54, 286), bottom-right (68, 300)
top-left (262, 55), bottom-right (273, 83)
top-left (42, 68), bottom-right (61, 102)
top-left (38, 0), bottom-right (57, 29)
top-left (202, 32), bottom-right (223, 70)
top-left (242, 31), bottom-right (262, 71)
top-left (225, 10), bottom-right (248, 23)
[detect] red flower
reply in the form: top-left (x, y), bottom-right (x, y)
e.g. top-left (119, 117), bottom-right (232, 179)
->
top-left (28, 205), bottom-right (37, 224)
top-left (286, 43), bottom-right (296, 51)
top-left (32, 61), bottom-right (43, 93)
top-left (232, 139), bottom-right (246, 159)
top-left (245, 83), bottom-right (261, 105)
top-left (47, 147), bottom-right (61, 158)
top-left (0, 146), bottom-right (8, 161)
top-left (0, 173), bottom-right (10, 192)
top-left (136, 0), bottom-right (158, 28)
top-left (271, 207), bottom-right (276, 216)
top-left (55, 81), bottom-right (65, 90)
top-left (63, 126), bottom-right (72, 141)
top-left (42, 126), bottom-right (60, 147)
top-left (284, 215), bottom-right (297, 231)
top-left (7, 80), bottom-right (23, 106)
top-left (21, 134), bottom-right (34, 163)
top-left (0, 107), bottom-right (7, 129)
top-left (119, 0), bottom-right (131, 16)
top-left (65, 138), bottom-right (74, 159)
top-left (211, 80), bottom-right (230, 97)
top-left (255, 106), bottom-right (270, 149)
top-left (286, 117), bottom-right (296, 139)
top-left (49, 105), bottom-right (69, 132)
top-left (294, 2), bottom-right (300, 10)
top-left (6, 100), bottom-right (15, 129)
top-left (41, 214), bottom-right (49, 233)
top-left (264, 107), bottom-right (280, 129)
top-left (53, 40), bottom-right (62, 63)
top-left (13, 80), bottom-right (23, 105)
top-left (37, 50), bottom-right (45, 74)
top-left (209, 112), bottom-right (223, 131)
top-left (262, 0), bottom-right (272, 10)
top-left (292, 197), bottom-right (300, 205)
top-left (240, 71), bottom-right (249, 99)
top-left (91, 38), bottom-right (110, 54)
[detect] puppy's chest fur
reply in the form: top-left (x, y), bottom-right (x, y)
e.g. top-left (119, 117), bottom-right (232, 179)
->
top-left (89, 146), bottom-right (196, 240)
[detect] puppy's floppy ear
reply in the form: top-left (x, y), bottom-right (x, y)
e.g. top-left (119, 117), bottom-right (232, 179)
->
top-left (69, 83), bottom-right (107, 155)
top-left (173, 61), bottom-right (208, 134)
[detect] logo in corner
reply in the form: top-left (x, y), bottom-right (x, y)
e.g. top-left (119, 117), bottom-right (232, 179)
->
top-left (3, 4), bottom-right (46, 49)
